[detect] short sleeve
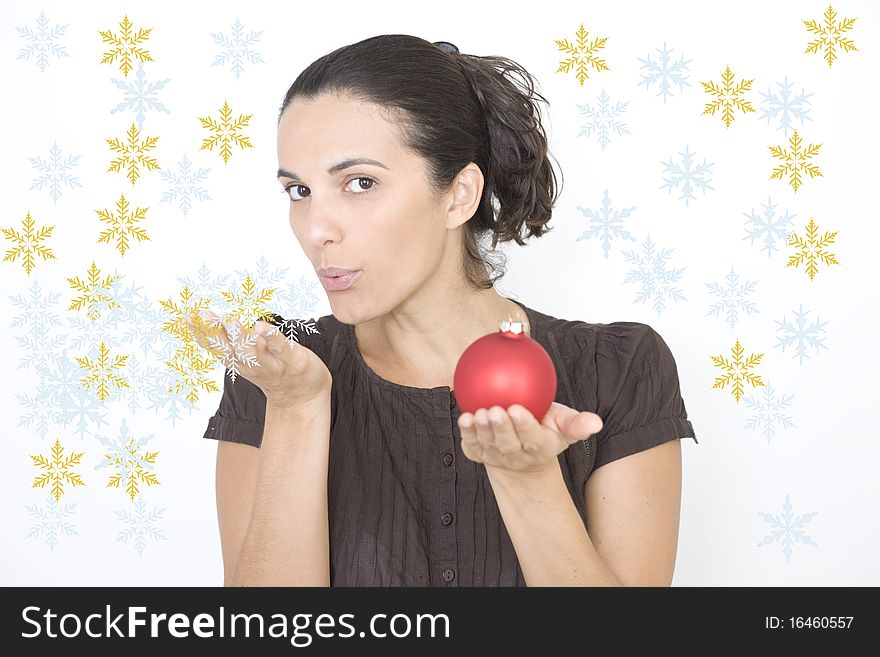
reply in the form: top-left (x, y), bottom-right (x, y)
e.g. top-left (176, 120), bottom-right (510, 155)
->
top-left (202, 368), bottom-right (268, 447)
top-left (201, 313), bottom-right (322, 448)
top-left (592, 322), bottom-right (698, 470)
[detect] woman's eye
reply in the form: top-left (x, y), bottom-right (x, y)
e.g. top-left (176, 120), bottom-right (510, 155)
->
top-left (284, 184), bottom-right (310, 202)
top-left (346, 177), bottom-right (375, 194)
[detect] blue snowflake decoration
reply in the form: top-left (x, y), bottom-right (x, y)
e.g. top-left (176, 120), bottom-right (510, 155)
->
top-left (660, 145), bottom-right (714, 206)
top-left (9, 280), bottom-right (66, 371)
top-left (743, 383), bottom-right (796, 443)
top-left (15, 391), bottom-right (63, 440)
top-left (110, 62), bottom-right (171, 131)
top-left (114, 495), bottom-right (168, 556)
top-left (576, 89), bottom-right (630, 151)
top-left (210, 18), bottom-right (264, 79)
top-left (743, 197), bottom-right (797, 259)
top-left (621, 235), bottom-right (686, 316)
top-left (29, 142), bottom-right (82, 204)
top-left (575, 189), bottom-right (637, 258)
top-left (25, 494), bottom-right (79, 551)
top-left (774, 304), bottom-right (829, 366)
top-left (176, 261), bottom-right (231, 312)
top-left (758, 76), bottom-right (813, 138)
top-left (705, 266), bottom-right (759, 330)
top-left (637, 42), bottom-right (691, 102)
top-left (160, 155), bottom-right (212, 216)
top-left (16, 11), bottom-right (69, 73)
top-left (757, 494), bottom-right (818, 564)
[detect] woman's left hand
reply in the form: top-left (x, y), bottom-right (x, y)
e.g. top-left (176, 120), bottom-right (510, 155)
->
top-left (458, 402), bottom-right (604, 478)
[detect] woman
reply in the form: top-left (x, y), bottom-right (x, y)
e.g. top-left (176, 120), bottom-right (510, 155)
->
top-left (191, 35), bottom-right (698, 587)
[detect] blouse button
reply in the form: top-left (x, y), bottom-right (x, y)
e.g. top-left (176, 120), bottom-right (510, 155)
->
top-left (441, 512), bottom-right (453, 526)
top-left (441, 568), bottom-right (456, 583)
top-left (442, 452), bottom-right (454, 466)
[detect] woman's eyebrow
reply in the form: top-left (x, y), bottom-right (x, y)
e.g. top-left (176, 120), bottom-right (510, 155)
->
top-left (277, 158), bottom-right (389, 180)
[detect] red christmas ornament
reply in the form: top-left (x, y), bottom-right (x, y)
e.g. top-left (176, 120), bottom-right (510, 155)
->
top-left (453, 315), bottom-right (557, 421)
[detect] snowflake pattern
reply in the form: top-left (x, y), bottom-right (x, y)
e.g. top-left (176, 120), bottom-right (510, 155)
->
top-left (743, 384), bottom-right (796, 442)
top-left (555, 23), bottom-right (609, 86)
top-left (99, 14), bottom-right (154, 77)
top-left (203, 315), bottom-right (260, 382)
top-left (701, 65), bottom-right (756, 128)
top-left (711, 338), bottom-right (765, 403)
top-left (16, 391), bottom-right (63, 441)
top-left (114, 495), bottom-right (168, 556)
top-left (67, 261), bottom-right (121, 321)
top-left (769, 130), bottom-right (822, 193)
top-left (758, 77), bottom-right (813, 138)
top-left (576, 90), bottom-right (630, 151)
top-left (221, 274), bottom-right (275, 328)
top-left (77, 340), bottom-right (130, 402)
top-left (774, 304), bottom-right (829, 366)
top-left (96, 194), bottom-right (151, 257)
top-left (2, 212), bottom-right (56, 275)
top-left (178, 261), bottom-right (230, 306)
top-left (575, 189), bottom-right (637, 258)
top-left (786, 217), bottom-right (839, 281)
top-left (8, 279), bottom-right (65, 371)
top-left (94, 419), bottom-right (160, 502)
top-left (198, 100), bottom-right (254, 164)
top-left (743, 197), bottom-right (797, 259)
top-left (758, 494), bottom-right (818, 564)
top-left (25, 495), bottom-right (79, 551)
top-left (165, 340), bottom-right (221, 404)
top-left (705, 267), bottom-right (759, 330)
top-left (28, 142), bottom-right (82, 204)
top-left (621, 235), bottom-right (686, 316)
top-left (30, 438), bottom-right (86, 502)
top-left (211, 18), bottom-right (265, 79)
top-left (803, 4), bottom-right (858, 68)
top-left (637, 42), bottom-right (691, 102)
top-left (160, 155), bottom-right (212, 216)
top-left (660, 145), bottom-right (714, 206)
top-left (110, 62), bottom-right (171, 130)
top-left (16, 11), bottom-right (70, 73)
top-left (107, 122), bottom-right (160, 186)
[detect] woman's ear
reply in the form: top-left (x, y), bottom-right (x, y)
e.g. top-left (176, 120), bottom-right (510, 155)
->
top-left (445, 163), bottom-right (484, 230)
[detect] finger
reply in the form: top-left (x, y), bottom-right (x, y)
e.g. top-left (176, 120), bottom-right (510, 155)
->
top-left (457, 413), bottom-right (484, 462)
top-left (488, 406), bottom-right (521, 455)
top-left (472, 408), bottom-right (497, 454)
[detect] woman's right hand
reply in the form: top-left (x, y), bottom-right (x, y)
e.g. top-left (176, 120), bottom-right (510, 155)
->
top-left (187, 310), bottom-right (332, 409)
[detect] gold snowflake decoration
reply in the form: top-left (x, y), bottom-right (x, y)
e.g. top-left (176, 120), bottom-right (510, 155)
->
top-left (701, 66), bottom-right (756, 128)
top-left (31, 438), bottom-right (86, 502)
top-left (107, 122), bottom-right (160, 186)
top-left (102, 437), bottom-right (160, 502)
top-left (555, 23), bottom-right (609, 87)
top-left (2, 212), bottom-right (56, 275)
top-left (77, 340), bottom-right (129, 401)
top-left (711, 338), bottom-right (765, 403)
top-left (199, 100), bottom-right (254, 163)
top-left (221, 274), bottom-right (275, 328)
top-left (160, 286), bottom-right (212, 344)
top-left (803, 4), bottom-right (858, 68)
top-left (99, 14), bottom-right (153, 77)
top-left (769, 130), bottom-right (822, 192)
top-left (786, 217), bottom-right (840, 281)
top-left (96, 193), bottom-right (150, 256)
top-left (67, 261), bottom-right (121, 321)
top-left (166, 341), bottom-right (221, 404)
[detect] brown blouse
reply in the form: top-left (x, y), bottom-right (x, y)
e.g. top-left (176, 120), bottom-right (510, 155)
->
top-left (203, 297), bottom-right (698, 586)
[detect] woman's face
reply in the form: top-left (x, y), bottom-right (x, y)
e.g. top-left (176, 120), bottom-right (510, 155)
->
top-left (277, 93), bottom-right (458, 323)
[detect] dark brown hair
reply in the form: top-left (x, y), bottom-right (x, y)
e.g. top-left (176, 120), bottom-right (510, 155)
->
top-left (278, 34), bottom-right (561, 290)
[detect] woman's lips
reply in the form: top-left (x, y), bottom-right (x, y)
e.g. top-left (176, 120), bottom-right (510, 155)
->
top-left (319, 270), bottom-right (362, 291)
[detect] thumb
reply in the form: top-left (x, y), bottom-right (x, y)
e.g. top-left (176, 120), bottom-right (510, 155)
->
top-left (567, 411), bottom-right (603, 439)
